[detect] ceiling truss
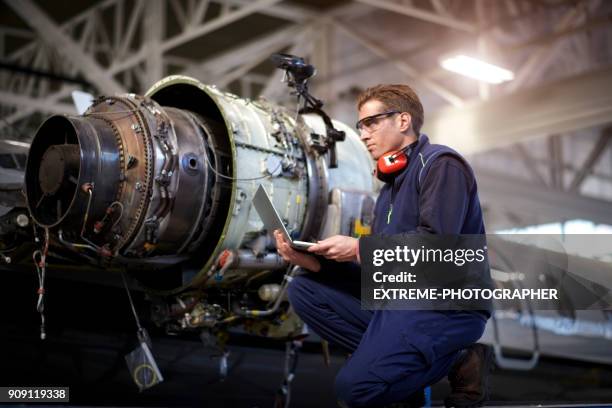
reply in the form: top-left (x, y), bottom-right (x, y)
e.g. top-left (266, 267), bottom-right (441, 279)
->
top-left (1, 0), bottom-right (611, 227)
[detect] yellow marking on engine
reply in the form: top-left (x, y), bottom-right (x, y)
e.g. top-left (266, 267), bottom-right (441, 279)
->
top-left (354, 219), bottom-right (371, 237)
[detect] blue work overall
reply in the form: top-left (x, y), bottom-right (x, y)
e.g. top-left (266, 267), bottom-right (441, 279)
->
top-left (288, 135), bottom-right (490, 407)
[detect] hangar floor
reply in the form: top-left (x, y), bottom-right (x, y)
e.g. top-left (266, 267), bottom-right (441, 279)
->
top-left (2, 328), bottom-right (612, 407)
top-left (1, 270), bottom-right (611, 407)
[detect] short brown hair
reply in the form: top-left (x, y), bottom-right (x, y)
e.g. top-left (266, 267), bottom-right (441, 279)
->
top-left (357, 84), bottom-right (424, 135)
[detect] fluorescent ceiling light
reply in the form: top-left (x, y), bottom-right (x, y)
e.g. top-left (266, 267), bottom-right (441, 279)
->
top-left (440, 55), bottom-right (514, 84)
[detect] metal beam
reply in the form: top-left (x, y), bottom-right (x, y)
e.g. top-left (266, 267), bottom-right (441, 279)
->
top-left (294, 31), bottom-right (469, 103)
top-left (0, 61), bottom-right (92, 88)
top-left (512, 143), bottom-right (548, 186)
top-left (568, 128), bottom-right (612, 192)
top-left (7, 0), bottom-right (119, 63)
top-left (505, 2), bottom-right (592, 93)
top-left (242, 72), bottom-right (268, 85)
top-left (190, 0), bottom-right (211, 28)
top-left (4, 0), bottom-right (126, 94)
top-left (143, 0), bottom-right (165, 88)
top-left (0, 90), bottom-right (75, 115)
top-left (506, 12), bottom-right (612, 52)
top-left (311, 21), bottom-right (333, 102)
top-left (164, 0), bottom-right (283, 51)
top-left (182, 24), bottom-right (306, 80)
top-left (548, 135), bottom-right (564, 190)
top-left (425, 67), bottom-right (612, 155)
top-left (0, 26), bottom-right (34, 39)
top-left (1, 24), bottom-right (305, 133)
top-left (430, 0), bottom-right (452, 16)
top-left (224, 0), bottom-right (316, 22)
top-left (331, 17), bottom-right (465, 107)
top-left (354, 0), bottom-right (477, 33)
top-left (0, 86), bottom-right (77, 132)
top-left (1, 0), bottom-right (361, 92)
top-left (215, 26), bottom-right (310, 88)
top-left (216, 58), bottom-right (264, 89)
top-left (477, 169), bottom-right (612, 226)
top-left (110, 0), bottom-right (284, 75)
top-left (475, 0), bottom-right (490, 100)
top-left (239, 76), bottom-right (252, 99)
top-left (116, 0), bottom-right (145, 60)
top-left (0, 0), bottom-right (321, 108)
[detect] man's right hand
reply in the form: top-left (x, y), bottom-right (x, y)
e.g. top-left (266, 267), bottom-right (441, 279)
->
top-left (274, 230), bottom-right (321, 272)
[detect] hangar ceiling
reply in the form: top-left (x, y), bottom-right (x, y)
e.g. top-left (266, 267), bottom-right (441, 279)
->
top-left (1, 0), bottom-right (611, 230)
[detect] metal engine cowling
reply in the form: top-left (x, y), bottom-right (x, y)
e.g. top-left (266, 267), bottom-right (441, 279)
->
top-left (24, 75), bottom-right (374, 296)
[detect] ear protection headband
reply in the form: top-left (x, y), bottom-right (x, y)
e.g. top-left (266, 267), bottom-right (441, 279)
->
top-left (375, 145), bottom-right (412, 183)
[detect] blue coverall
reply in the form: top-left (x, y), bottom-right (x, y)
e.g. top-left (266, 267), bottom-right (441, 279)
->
top-left (287, 135), bottom-right (491, 407)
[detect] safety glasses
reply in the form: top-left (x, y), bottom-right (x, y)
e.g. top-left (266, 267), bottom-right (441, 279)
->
top-left (355, 110), bottom-right (400, 132)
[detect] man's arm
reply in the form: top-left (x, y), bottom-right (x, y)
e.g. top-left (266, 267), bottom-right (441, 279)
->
top-left (274, 230), bottom-right (322, 272)
top-left (308, 235), bottom-right (360, 263)
top-left (306, 156), bottom-right (475, 263)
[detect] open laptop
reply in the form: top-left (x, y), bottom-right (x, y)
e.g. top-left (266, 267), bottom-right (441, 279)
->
top-left (252, 184), bottom-right (316, 251)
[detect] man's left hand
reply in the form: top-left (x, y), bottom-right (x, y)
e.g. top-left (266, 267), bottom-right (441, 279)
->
top-left (308, 235), bottom-right (359, 263)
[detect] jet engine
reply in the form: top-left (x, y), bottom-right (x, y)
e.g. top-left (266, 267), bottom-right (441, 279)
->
top-left (22, 75), bottom-right (375, 337)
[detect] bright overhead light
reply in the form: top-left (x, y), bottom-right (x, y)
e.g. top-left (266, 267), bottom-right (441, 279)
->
top-left (440, 55), bottom-right (514, 84)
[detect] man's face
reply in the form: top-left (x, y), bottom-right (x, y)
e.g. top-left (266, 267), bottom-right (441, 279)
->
top-left (357, 99), bottom-right (410, 160)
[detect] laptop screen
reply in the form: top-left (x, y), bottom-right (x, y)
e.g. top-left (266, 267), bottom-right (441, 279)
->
top-left (252, 184), bottom-right (293, 242)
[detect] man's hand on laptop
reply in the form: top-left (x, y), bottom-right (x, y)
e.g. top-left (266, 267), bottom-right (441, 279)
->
top-left (274, 230), bottom-right (321, 272)
top-left (308, 235), bottom-right (360, 263)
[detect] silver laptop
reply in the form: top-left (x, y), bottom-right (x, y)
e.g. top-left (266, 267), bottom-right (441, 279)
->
top-left (252, 185), bottom-right (316, 251)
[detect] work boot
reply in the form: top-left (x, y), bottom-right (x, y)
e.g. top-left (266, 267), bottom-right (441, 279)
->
top-left (445, 343), bottom-right (493, 408)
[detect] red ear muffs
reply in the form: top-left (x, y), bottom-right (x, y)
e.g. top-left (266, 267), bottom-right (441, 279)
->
top-left (376, 148), bottom-right (410, 183)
